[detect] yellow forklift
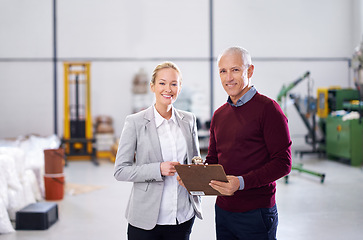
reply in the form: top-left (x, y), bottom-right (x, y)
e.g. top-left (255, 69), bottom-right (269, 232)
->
top-left (62, 62), bottom-right (98, 165)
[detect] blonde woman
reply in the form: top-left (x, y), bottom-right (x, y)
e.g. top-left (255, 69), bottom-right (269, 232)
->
top-left (114, 62), bottom-right (202, 240)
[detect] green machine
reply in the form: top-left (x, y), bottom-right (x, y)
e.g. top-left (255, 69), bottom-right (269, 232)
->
top-left (325, 115), bottom-right (363, 166)
top-left (317, 39), bottom-right (363, 167)
top-left (318, 88), bottom-right (363, 166)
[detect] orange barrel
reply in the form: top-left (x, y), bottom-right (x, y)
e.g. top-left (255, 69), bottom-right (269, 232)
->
top-left (44, 173), bottom-right (65, 200)
top-left (44, 148), bottom-right (65, 174)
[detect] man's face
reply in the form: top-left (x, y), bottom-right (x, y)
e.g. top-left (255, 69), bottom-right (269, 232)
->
top-left (218, 52), bottom-right (254, 104)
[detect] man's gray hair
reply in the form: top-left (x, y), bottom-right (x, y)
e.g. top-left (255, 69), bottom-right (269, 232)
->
top-left (217, 46), bottom-right (252, 66)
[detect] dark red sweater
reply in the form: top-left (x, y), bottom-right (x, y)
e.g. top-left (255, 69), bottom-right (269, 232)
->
top-left (206, 92), bottom-right (292, 212)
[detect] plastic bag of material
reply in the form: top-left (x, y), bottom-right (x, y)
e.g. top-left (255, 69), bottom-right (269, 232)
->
top-left (0, 154), bottom-right (26, 221)
top-left (0, 153), bottom-right (22, 193)
top-left (7, 188), bottom-right (25, 221)
top-left (21, 169), bottom-right (39, 202)
top-left (18, 134), bottom-right (61, 170)
top-left (17, 134), bottom-right (61, 198)
top-left (0, 147), bottom-right (26, 182)
top-left (0, 147), bottom-right (40, 201)
top-left (0, 135), bottom-right (61, 210)
top-left (0, 156), bottom-right (9, 209)
top-left (0, 198), bottom-right (15, 234)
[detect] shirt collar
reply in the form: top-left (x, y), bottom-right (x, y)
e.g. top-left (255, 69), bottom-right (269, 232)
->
top-left (227, 85), bottom-right (257, 107)
top-left (153, 105), bottom-right (177, 128)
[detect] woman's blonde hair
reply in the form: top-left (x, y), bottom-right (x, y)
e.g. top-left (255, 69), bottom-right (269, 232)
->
top-left (151, 61), bottom-right (182, 85)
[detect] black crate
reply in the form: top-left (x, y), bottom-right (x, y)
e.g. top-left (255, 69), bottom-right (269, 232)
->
top-left (16, 202), bottom-right (58, 230)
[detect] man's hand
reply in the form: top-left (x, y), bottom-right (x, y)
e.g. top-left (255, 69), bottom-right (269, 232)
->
top-left (209, 175), bottom-right (240, 196)
top-left (160, 161), bottom-right (180, 176)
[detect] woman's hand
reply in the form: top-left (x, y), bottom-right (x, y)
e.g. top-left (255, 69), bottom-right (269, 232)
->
top-left (177, 175), bottom-right (186, 188)
top-left (160, 161), bottom-right (180, 176)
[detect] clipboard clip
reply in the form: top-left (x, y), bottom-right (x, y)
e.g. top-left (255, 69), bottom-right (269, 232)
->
top-left (192, 156), bottom-right (204, 165)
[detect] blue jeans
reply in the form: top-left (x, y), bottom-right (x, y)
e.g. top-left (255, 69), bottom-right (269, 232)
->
top-left (215, 204), bottom-right (278, 240)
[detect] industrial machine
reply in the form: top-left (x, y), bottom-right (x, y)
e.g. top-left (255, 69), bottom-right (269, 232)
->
top-left (277, 71), bottom-right (324, 156)
top-left (62, 62), bottom-right (98, 165)
top-left (277, 39), bottom-right (363, 182)
top-left (316, 39), bottom-right (363, 167)
top-left (317, 88), bottom-right (363, 166)
top-left (277, 71), bottom-right (326, 183)
top-left (277, 71), bottom-right (311, 110)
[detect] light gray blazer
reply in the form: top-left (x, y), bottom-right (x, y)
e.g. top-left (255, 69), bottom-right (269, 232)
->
top-left (114, 106), bottom-right (202, 230)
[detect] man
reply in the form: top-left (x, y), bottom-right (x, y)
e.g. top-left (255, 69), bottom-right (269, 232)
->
top-left (206, 46), bottom-right (292, 240)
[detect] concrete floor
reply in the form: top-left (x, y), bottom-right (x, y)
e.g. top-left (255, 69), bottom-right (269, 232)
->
top-left (2, 153), bottom-right (363, 240)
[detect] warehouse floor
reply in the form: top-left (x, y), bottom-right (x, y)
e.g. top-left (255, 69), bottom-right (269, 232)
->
top-left (2, 152), bottom-right (363, 240)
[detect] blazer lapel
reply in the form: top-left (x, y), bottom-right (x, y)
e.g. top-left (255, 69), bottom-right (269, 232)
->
top-left (144, 106), bottom-right (163, 162)
top-left (175, 110), bottom-right (194, 163)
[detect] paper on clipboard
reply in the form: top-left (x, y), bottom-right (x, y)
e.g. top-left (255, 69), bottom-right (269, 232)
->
top-left (175, 164), bottom-right (228, 196)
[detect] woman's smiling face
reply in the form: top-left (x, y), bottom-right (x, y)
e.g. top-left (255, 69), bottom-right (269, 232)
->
top-left (151, 67), bottom-right (181, 107)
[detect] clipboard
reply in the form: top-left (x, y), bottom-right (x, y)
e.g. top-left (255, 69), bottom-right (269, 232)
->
top-left (175, 164), bottom-right (228, 196)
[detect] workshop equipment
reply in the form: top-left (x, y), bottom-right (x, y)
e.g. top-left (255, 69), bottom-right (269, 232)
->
top-left (317, 88), bottom-right (361, 114)
top-left (316, 88), bottom-right (362, 166)
top-left (277, 72), bottom-right (325, 183)
top-left (62, 62), bottom-right (97, 165)
top-left (325, 116), bottom-right (363, 166)
top-left (318, 39), bottom-right (363, 166)
top-left (277, 71), bottom-right (324, 156)
top-left (352, 37), bottom-right (363, 120)
top-left (277, 71), bottom-right (310, 112)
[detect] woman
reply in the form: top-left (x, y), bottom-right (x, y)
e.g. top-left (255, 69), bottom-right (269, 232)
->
top-left (114, 61), bottom-right (202, 240)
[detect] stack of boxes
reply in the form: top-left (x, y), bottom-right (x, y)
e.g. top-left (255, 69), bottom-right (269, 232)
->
top-left (95, 115), bottom-right (116, 162)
